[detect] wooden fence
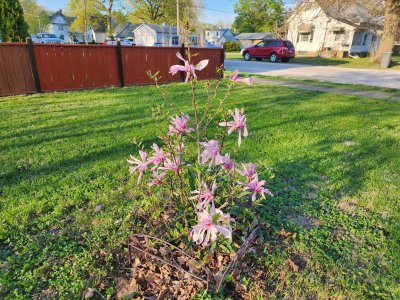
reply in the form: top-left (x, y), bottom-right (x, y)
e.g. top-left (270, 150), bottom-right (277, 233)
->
top-left (0, 40), bottom-right (224, 97)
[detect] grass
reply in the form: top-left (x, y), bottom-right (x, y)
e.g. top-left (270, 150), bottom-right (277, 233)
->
top-left (226, 52), bottom-right (400, 70)
top-left (1, 83), bottom-right (400, 299)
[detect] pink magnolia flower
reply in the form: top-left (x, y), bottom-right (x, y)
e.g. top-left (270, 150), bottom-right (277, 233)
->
top-left (127, 150), bottom-right (149, 183)
top-left (219, 108), bottom-right (248, 146)
top-left (159, 157), bottom-right (181, 174)
top-left (200, 140), bottom-right (221, 165)
top-left (168, 114), bottom-right (194, 136)
top-left (237, 163), bottom-right (257, 180)
top-left (191, 180), bottom-right (217, 210)
top-left (169, 52), bottom-right (209, 83)
top-left (218, 153), bottom-right (235, 171)
top-left (192, 209), bottom-right (232, 246)
top-left (148, 171), bottom-right (166, 186)
top-left (231, 69), bottom-right (253, 85)
top-left (244, 175), bottom-right (273, 201)
top-left (148, 144), bottom-right (169, 168)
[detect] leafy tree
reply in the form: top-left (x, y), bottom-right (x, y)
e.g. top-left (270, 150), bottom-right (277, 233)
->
top-left (68, 0), bottom-right (116, 35)
top-left (0, 0), bottom-right (29, 41)
top-left (233, 0), bottom-right (284, 33)
top-left (126, 0), bottom-right (198, 27)
top-left (20, 0), bottom-right (49, 34)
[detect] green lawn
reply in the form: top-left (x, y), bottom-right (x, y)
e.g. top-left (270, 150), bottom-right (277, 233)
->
top-left (1, 83), bottom-right (400, 299)
top-left (226, 52), bottom-right (400, 70)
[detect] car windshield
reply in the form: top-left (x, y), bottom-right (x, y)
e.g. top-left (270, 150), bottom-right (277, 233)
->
top-left (285, 41), bottom-right (294, 48)
top-left (42, 34), bottom-right (57, 38)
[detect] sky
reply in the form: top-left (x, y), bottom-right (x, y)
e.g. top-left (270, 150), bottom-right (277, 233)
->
top-left (36, 0), bottom-right (297, 25)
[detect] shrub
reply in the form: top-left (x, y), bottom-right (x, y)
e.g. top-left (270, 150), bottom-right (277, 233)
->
top-left (224, 41), bottom-right (241, 52)
top-left (126, 49), bottom-right (270, 293)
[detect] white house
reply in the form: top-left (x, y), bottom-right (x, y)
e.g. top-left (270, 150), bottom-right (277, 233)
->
top-left (133, 23), bottom-right (199, 46)
top-left (204, 28), bottom-right (235, 46)
top-left (133, 24), bottom-right (181, 46)
top-left (47, 10), bottom-right (76, 43)
top-left (287, 0), bottom-right (382, 57)
top-left (46, 10), bottom-right (108, 44)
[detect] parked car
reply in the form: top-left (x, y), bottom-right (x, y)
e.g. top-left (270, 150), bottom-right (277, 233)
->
top-left (32, 33), bottom-right (64, 44)
top-left (242, 39), bottom-right (295, 62)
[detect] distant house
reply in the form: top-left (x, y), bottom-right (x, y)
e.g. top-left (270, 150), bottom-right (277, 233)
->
top-left (47, 10), bottom-right (75, 43)
top-left (287, 0), bottom-right (382, 57)
top-left (204, 28), bottom-right (235, 46)
top-left (133, 23), bottom-right (199, 46)
top-left (46, 10), bottom-right (96, 43)
top-left (234, 33), bottom-right (272, 49)
top-left (133, 24), bottom-right (180, 46)
top-left (113, 22), bottom-right (140, 40)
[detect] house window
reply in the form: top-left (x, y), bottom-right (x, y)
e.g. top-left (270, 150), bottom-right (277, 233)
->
top-left (58, 25), bottom-right (64, 31)
top-left (298, 33), bottom-right (311, 42)
top-left (335, 32), bottom-right (343, 41)
top-left (172, 36), bottom-right (179, 45)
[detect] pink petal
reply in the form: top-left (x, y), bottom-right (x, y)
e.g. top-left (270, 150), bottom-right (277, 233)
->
top-left (170, 65), bottom-right (186, 75)
top-left (195, 59), bottom-right (209, 70)
top-left (95, 204), bottom-right (103, 212)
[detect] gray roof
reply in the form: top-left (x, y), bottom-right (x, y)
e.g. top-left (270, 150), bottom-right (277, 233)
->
top-left (114, 22), bottom-right (140, 38)
top-left (234, 33), bottom-right (272, 40)
top-left (321, 2), bottom-right (383, 29)
top-left (49, 10), bottom-right (75, 25)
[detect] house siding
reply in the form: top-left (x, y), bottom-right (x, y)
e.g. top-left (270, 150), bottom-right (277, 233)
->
top-left (287, 2), bottom-right (376, 56)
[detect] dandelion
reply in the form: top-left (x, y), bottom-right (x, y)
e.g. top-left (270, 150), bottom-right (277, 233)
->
top-left (127, 150), bottom-right (149, 183)
top-left (219, 108), bottom-right (248, 146)
top-left (169, 52), bottom-right (209, 83)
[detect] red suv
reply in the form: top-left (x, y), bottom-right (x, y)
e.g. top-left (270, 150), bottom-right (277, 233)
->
top-left (242, 39), bottom-right (295, 62)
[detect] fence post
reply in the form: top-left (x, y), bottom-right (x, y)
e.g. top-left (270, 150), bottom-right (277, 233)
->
top-left (116, 41), bottom-right (125, 87)
top-left (221, 44), bottom-right (225, 78)
top-left (26, 38), bottom-right (42, 93)
top-left (180, 43), bottom-right (185, 82)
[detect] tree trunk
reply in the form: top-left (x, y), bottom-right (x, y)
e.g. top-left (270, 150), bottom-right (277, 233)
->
top-left (371, 0), bottom-right (400, 63)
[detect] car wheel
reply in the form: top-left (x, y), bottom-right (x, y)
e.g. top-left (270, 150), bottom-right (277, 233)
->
top-left (282, 58), bottom-right (289, 63)
top-left (244, 52), bottom-right (251, 61)
top-left (256, 58), bottom-right (262, 61)
top-left (270, 53), bottom-right (278, 63)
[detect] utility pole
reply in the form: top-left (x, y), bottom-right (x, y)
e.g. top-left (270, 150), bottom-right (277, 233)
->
top-left (84, 0), bottom-right (88, 44)
top-left (176, 0), bottom-right (180, 42)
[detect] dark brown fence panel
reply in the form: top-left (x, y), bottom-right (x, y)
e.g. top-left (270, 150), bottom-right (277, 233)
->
top-left (189, 48), bottom-right (224, 80)
top-left (0, 43), bottom-right (35, 96)
top-left (34, 44), bottom-right (120, 92)
top-left (121, 46), bottom-right (182, 85)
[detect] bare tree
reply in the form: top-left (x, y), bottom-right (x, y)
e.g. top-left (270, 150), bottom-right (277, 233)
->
top-left (372, 0), bottom-right (400, 62)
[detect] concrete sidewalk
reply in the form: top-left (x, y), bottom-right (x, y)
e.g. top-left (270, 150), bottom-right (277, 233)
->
top-left (225, 60), bottom-right (400, 89)
top-left (252, 78), bottom-right (400, 102)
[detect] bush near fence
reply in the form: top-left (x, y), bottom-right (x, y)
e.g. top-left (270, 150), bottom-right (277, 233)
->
top-left (0, 40), bottom-right (225, 97)
top-left (224, 41), bottom-right (241, 52)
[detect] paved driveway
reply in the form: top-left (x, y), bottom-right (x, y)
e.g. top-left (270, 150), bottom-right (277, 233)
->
top-left (225, 60), bottom-right (400, 89)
